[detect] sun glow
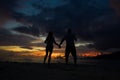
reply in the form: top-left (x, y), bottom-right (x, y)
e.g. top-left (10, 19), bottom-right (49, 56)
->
top-left (0, 46), bottom-right (37, 52)
top-left (0, 46), bottom-right (105, 63)
top-left (0, 46), bottom-right (102, 58)
top-left (80, 51), bottom-right (101, 57)
top-left (0, 46), bottom-right (64, 57)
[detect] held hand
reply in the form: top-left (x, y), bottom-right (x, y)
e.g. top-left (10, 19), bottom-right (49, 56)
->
top-left (58, 44), bottom-right (61, 48)
top-left (56, 43), bottom-right (61, 48)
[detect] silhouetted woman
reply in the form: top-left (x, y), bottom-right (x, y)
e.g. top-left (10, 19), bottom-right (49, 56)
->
top-left (44, 31), bottom-right (58, 64)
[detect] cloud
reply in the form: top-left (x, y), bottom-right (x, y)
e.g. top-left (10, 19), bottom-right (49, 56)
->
top-left (0, 28), bottom-right (35, 46)
top-left (13, 25), bottom-right (40, 36)
top-left (88, 15), bottom-right (120, 50)
top-left (0, 49), bottom-right (37, 62)
top-left (110, 0), bottom-right (120, 16)
top-left (0, 0), bottom-right (120, 51)
top-left (0, 0), bottom-right (16, 26)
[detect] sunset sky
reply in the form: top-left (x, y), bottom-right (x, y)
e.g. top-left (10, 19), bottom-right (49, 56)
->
top-left (0, 0), bottom-right (120, 63)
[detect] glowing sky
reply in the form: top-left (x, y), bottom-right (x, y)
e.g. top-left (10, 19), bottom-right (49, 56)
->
top-left (0, 0), bottom-right (120, 63)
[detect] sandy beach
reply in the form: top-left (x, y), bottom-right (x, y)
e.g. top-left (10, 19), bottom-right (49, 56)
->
top-left (0, 61), bottom-right (120, 80)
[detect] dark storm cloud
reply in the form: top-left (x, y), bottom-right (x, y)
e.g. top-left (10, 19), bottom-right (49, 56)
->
top-left (4, 0), bottom-right (119, 51)
top-left (110, 0), bottom-right (120, 16)
top-left (13, 0), bottom-right (111, 34)
top-left (0, 0), bottom-right (16, 10)
top-left (0, 28), bottom-right (34, 46)
top-left (0, 0), bottom-right (18, 28)
top-left (88, 15), bottom-right (120, 50)
top-left (13, 26), bottom-right (40, 36)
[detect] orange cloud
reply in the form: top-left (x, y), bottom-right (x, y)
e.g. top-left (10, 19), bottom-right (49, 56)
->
top-left (80, 51), bottom-right (101, 57)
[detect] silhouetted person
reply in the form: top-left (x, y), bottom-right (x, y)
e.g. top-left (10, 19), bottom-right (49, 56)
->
top-left (44, 31), bottom-right (59, 64)
top-left (59, 29), bottom-right (77, 65)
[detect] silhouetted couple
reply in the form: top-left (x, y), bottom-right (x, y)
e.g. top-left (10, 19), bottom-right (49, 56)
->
top-left (43, 29), bottom-right (77, 65)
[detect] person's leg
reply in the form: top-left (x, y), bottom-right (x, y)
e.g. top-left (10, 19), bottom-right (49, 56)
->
top-left (65, 48), bottom-right (70, 64)
top-left (43, 48), bottom-right (48, 64)
top-left (48, 52), bottom-right (52, 64)
top-left (48, 46), bottom-right (53, 64)
top-left (71, 47), bottom-right (77, 65)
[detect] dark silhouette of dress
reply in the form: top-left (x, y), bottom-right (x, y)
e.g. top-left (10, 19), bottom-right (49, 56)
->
top-left (60, 29), bottom-right (77, 64)
top-left (44, 32), bottom-right (58, 64)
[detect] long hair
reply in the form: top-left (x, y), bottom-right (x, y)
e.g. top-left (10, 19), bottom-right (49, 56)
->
top-left (47, 31), bottom-right (53, 40)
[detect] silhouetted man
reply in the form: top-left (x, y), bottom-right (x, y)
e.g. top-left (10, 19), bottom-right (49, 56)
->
top-left (59, 29), bottom-right (77, 65)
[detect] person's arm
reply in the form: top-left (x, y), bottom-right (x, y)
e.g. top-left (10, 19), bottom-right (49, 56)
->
top-left (44, 37), bottom-right (48, 44)
top-left (53, 38), bottom-right (59, 46)
top-left (60, 36), bottom-right (65, 45)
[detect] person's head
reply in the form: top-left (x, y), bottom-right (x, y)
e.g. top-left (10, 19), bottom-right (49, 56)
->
top-left (67, 28), bottom-right (72, 34)
top-left (48, 31), bottom-right (53, 37)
